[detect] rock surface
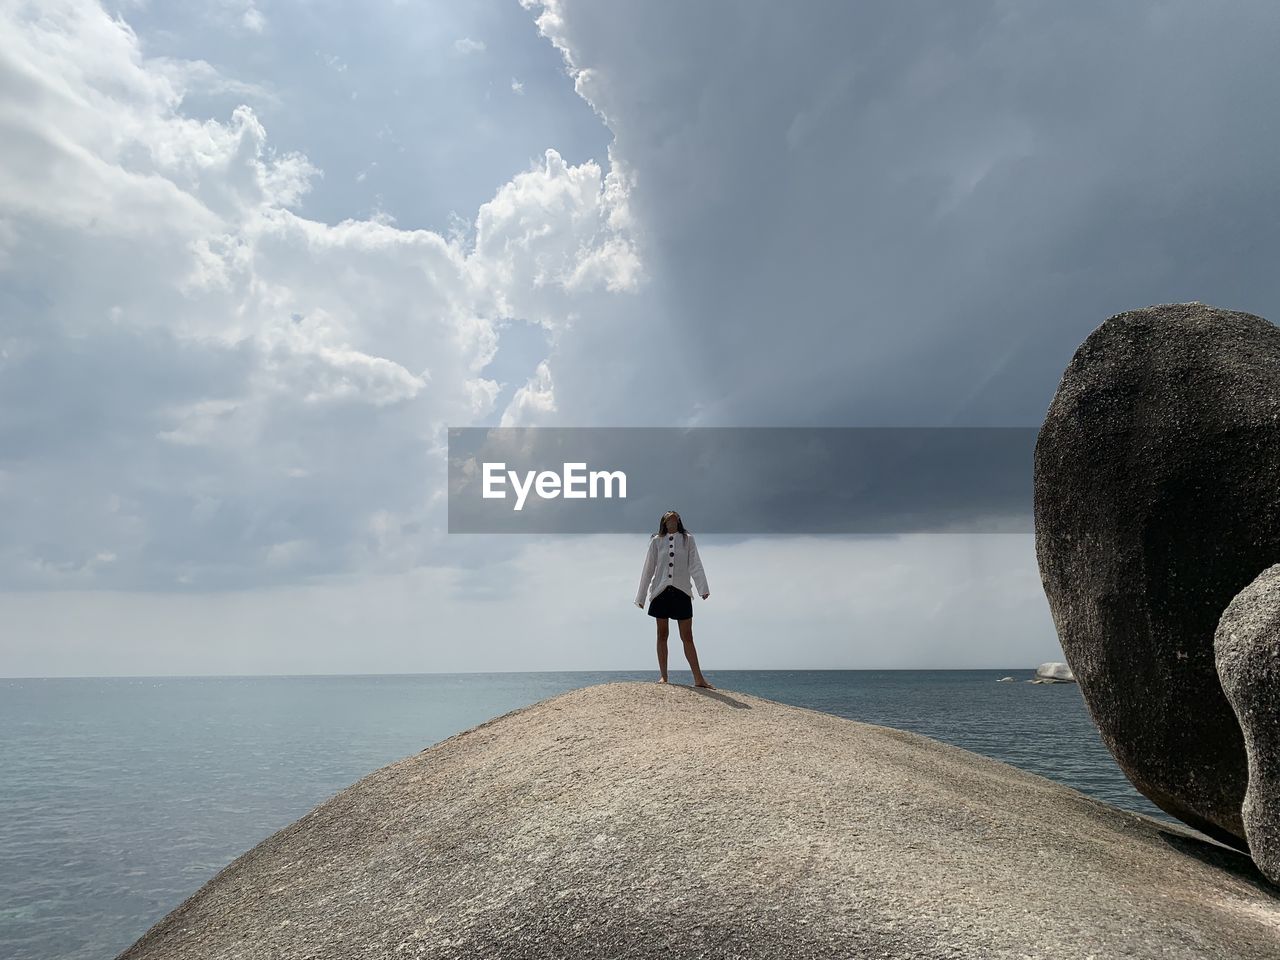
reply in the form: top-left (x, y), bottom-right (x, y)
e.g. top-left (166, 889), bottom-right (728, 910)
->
top-left (118, 682), bottom-right (1280, 960)
top-left (1217, 563), bottom-right (1280, 886)
top-left (1034, 662), bottom-right (1075, 682)
top-left (1034, 301), bottom-right (1280, 850)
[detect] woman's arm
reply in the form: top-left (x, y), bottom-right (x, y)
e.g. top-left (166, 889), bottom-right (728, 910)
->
top-left (635, 537), bottom-right (657, 605)
top-left (688, 533), bottom-right (709, 596)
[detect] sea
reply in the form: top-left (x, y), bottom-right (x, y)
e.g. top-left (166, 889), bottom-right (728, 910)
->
top-left (1, 670), bottom-right (1181, 960)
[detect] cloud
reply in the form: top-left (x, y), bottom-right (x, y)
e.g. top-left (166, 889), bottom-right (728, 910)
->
top-left (318, 51), bottom-right (348, 73)
top-left (511, 77), bottom-right (524, 95)
top-left (470, 148), bottom-right (643, 324)
top-left (214, 0), bottom-right (266, 34)
top-left (518, 0), bottom-right (1280, 427)
top-left (242, 5), bottom-right (265, 34)
top-left (147, 56), bottom-right (282, 109)
top-left (455, 37), bottom-right (486, 55)
top-left (499, 360), bottom-right (556, 427)
top-left (0, 0), bottom-right (641, 591)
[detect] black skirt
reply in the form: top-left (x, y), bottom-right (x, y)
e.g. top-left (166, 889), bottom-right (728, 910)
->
top-left (647, 584), bottom-right (693, 620)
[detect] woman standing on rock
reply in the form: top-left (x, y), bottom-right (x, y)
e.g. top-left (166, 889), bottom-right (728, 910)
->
top-left (635, 510), bottom-right (715, 689)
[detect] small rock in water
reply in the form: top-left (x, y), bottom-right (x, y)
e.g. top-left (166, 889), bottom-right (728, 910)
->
top-left (1034, 662), bottom-right (1076, 683)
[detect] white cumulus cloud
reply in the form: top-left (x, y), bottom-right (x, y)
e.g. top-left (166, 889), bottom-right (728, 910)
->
top-left (0, 0), bottom-right (643, 590)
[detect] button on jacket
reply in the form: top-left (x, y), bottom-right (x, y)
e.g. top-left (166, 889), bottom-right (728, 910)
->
top-left (636, 531), bottom-right (709, 606)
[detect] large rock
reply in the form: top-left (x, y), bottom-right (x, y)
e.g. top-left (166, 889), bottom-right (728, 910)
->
top-left (1033, 301), bottom-right (1280, 851)
top-left (118, 682), bottom-right (1280, 960)
top-left (1216, 563), bottom-right (1280, 885)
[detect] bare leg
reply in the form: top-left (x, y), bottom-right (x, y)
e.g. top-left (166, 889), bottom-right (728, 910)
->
top-left (677, 618), bottom-right (714, 689)
top-left (655, 618), bottom-right (669, 682)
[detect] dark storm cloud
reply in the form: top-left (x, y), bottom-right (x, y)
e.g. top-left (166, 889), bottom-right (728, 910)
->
top-left (530, 0), bottom-right (1280, 428)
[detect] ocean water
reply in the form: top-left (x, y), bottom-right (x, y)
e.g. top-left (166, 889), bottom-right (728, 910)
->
top-left (1, 670), bottom-right (1180, 960)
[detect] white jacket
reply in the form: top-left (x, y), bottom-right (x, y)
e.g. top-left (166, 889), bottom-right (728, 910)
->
top-left (635, 530), bottom-right (709, 606)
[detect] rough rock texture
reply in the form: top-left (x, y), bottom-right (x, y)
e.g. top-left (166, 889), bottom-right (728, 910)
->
top-left (1034, 302), bottom-right (1280, 851)
top-left (1034, 662), bottom-right (1075, 682)
top-left (118, 682), bottom-right (1280, 960)
top-left (1217, 563), bottom-right (1280, 885)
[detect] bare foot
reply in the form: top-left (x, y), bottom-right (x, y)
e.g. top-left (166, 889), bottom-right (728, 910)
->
top-left (694, 679), bottom-right (715, 690)
top-left (656, 677), bottom-right (669, 684)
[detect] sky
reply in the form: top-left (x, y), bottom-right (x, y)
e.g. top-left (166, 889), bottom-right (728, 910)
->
top-left (3, 0), bottom-right (1279, 676)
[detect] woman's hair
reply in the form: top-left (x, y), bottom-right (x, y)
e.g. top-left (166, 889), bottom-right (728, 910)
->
top-left (656, 510), bottom-right (688, 542)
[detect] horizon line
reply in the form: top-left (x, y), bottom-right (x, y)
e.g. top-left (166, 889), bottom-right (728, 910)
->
top-left (1, 666), bottom-right (1064, 681)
